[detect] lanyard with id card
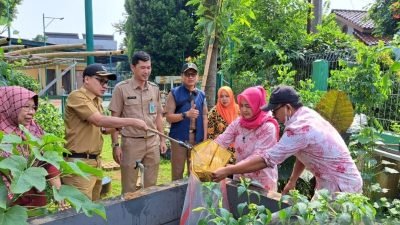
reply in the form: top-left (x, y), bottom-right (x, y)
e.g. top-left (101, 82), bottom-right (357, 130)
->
top-left (149, 99), bottom-right (156, 114)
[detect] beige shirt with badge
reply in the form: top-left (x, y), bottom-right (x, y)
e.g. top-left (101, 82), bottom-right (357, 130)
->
top-left (65, 87), bottom-right (103, 155)
top-left (109, 78), bottom-right (162, 137)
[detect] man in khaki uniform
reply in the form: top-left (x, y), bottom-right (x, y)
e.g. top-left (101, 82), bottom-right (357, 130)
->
top-left (63, 64), bottom-right (147, 200)
top-left (109, 51), bottom-right (167, 195)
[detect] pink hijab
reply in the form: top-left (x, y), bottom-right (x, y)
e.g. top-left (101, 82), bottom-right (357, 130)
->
top-left (0, 86), bottom-right (43, 138)
top-left (237, 86), bottom-right (279, 136)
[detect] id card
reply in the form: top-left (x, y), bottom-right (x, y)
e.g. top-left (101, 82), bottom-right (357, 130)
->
top-left (149, 102), bottom-right (156, 114)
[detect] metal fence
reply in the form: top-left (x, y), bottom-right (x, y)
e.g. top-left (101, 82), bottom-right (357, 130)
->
top-left (291, 51), bottom-right (399, 131)
top-left (291, 51), bottom-right (355, 84)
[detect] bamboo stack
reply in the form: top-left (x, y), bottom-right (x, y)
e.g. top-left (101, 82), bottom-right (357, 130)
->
top-left (7, 43), bottom-right (86, 55)
top-left (0, 45), bottom-right (26, 51)
top-left (0, 38), bottom-right (10, 45)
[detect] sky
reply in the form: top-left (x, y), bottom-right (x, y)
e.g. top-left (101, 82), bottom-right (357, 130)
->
top-left (7, 0), bottom-right (375, 48)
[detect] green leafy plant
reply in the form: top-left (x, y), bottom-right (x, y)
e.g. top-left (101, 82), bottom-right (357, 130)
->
top-left (315, 90), bottom-right (354, 134)
top-left (34, 99), bottom-right (65, 138)
top-left (0, 129), bottom-right (106, 225)
top-left (349, 127), bottom-right (398, 199)
top-left (195, 178), bottom-right (272, 225)
top-left (279, 189), bottom-right (376, 225)
top-left (329, 42), bottom-right (392, 115)
top-left (374, 197), bottom-right (400, 224)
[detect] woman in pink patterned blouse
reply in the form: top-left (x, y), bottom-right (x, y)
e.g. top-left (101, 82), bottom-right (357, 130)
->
top-left (213, 85), bottom-right (362, 196)
top-left (214, 86), bottom-right (280, 191)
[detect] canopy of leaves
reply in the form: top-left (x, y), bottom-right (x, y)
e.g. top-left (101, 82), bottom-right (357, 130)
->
top-left (220, 0), bottom-right (309, 90)
top-left (0, 0), bottom-right (22, 28)
top-left (369, 0), bottom-right (399, 36)
top-left (125, 0), bottom-right (199, 77)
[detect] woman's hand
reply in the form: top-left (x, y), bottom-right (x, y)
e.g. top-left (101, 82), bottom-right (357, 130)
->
top-left (282, 179), bottom-right (297, 195)
top-left (212, 166), bottom-right (231, 182)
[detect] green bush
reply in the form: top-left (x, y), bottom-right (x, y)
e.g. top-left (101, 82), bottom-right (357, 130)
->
top-left (34, 99), bottom-right (65, 138)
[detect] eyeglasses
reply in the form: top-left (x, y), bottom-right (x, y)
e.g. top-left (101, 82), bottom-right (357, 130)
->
top-left (271, 104), bottom-right (285, 115)
top-left (183, 72), bottom-right (197, 78)
top-left (93, 76), bottom-right (110, 86)
top-left (21, 105), bottom-right (38, 112)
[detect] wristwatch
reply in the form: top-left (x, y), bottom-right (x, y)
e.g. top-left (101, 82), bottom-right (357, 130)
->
top-left (181, 112), bottom-right (187, 119)
top-left (112, 143), bottom-right (120, 148)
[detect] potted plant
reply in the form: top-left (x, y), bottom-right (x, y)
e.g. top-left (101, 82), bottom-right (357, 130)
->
top-left (390, 2), bottom-right (400, 20)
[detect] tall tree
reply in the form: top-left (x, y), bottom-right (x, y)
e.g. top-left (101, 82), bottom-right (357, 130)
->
top-left (369, 0), bottom-right (398, 36)
top-left (124, 0), bottom-right (198, 78)
top-left (0, 0), bottom-right (22, 34)
top-left (187, 0), bottom-right (256, 106)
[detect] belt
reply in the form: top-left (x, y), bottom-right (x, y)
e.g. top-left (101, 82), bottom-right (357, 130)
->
top-left (63, 152), bottom-right (98, 159)
top-left (189, 129), bottom-right (196, 133)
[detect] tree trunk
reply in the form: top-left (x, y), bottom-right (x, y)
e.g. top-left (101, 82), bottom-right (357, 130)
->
top-left (203, 37), bottom-right (218, 108)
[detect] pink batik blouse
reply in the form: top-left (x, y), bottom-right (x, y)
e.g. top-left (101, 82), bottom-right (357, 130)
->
top-left (260, 107), bottom-right (362, 194)
top-left (216, 118), bottom-right (278, 191)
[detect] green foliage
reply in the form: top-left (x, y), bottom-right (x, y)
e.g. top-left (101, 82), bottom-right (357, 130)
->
top-left (369, 0), bottom-right (399, 36)
top-left (329, 42), bottom-right (393, 114)
top-left (125, 0), bottom-right (198, 77)
top-left (34, 99), bottom-right (65, 138)
top-left (304, 14), bottom-right (356, 54)
top-left (219, 0), bottom-right (309, 91)
top-left (0, 61), bottom-right (40, 92)
top-left (0, 0), bottom-right (22, 26)
top-left (315, 90), bottom-right (354, 134)
top-left (0, 129), bottom-right (105, 223)
top-left (280, 189), bottom-right (376, 225)
top-left (348, 127), bottom-right (399, 199)
top-left (374, 197), bottom-right (400, 224)
top-left (196, 178), bottom-right (272, 225)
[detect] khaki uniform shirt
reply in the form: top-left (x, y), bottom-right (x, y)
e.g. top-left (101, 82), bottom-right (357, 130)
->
top-left (109, 78), bottom-right (162, 137)
top-left (65, 87), bottom-right (103, 155)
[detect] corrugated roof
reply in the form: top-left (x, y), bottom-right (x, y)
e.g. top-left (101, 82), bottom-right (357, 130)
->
top-left (332, 9), bottom-right (374, 30)
top-left (353, 30), bottom-right (391, 46)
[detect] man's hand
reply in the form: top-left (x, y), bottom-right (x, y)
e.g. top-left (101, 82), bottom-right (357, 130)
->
top-left (282, 179), bottom-right (296, 195)
top-left (160, 141), bottom-right (168, 154)
top-left (113, 146), bottom-right (122, 164)
top-left (134, 119), bottom-right (148, 131)
top-left (186, 104), bottom-right (199, 119)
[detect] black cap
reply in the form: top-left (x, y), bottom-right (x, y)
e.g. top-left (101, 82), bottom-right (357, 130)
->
top-left (83, 64), bottom-right (117, 80)
top-left (181, 63), bottom-right (198, 73)
top-left (261, 85), bottom-right (300, 111)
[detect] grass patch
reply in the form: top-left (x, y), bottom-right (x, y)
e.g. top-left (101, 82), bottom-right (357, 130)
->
top-left (100, 135), bottom-right (172, 198)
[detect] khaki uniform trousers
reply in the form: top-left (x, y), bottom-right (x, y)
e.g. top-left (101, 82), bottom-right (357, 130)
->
top-left (61, 157), bottom-right (102, 201)
top-left (121, 135), bottom-right (160, 194)
top-left (171, 133), bottom-right (195, 181)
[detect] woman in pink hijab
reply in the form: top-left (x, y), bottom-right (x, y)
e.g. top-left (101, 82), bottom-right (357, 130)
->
top-left (0, 86), bottom-right (62, 208)
top-left (214, 86), bottom-right (280, 191)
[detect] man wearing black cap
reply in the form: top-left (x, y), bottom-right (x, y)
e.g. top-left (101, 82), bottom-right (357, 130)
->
top-left (165, 62), bottom-right (208, 180)
top-left (213, 85), bottom-right (362, 197)
top-left (63, 63), bottom-right (148, 200)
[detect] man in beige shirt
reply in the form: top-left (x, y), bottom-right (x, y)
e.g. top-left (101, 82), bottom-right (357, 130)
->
top-left (109, 51), bottom-right (167, 194)
top-left (63, 63), bottom-right (147, 200)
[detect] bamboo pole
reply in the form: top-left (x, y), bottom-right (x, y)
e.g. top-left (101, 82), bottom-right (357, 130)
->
top-left (0, 38), bottom-right (10, 45)
top-left (31, 50), bottom-right (124, 58)
top-left (0, 45), bottom-right (26, 51)
top-left (201, 41), bottom-right (215, 91)
top-left (8, 43), bottom-right (86, 55)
